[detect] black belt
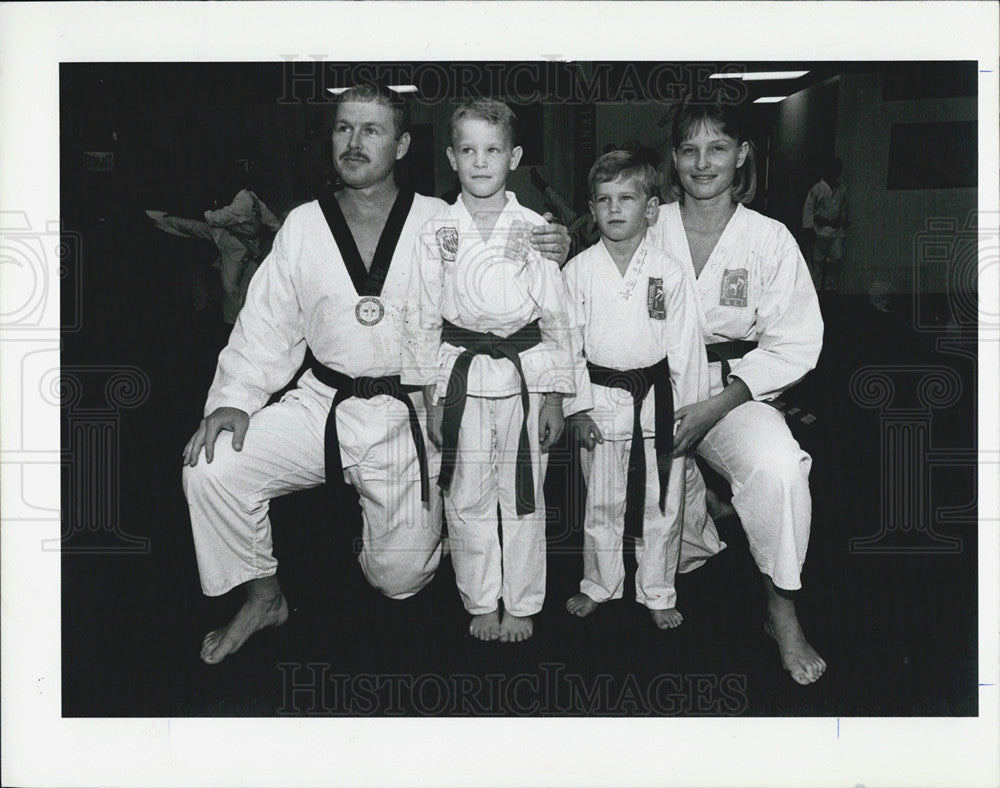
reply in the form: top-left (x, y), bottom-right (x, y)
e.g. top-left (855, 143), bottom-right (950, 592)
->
top-left (437, 319), bottom-right (542, 516)
top-left (706, 340), bottom-right (758, 384)
top-left (308, 358), bottom-right (429, 504)
top-left (586, 357), bottom-right (673, 539)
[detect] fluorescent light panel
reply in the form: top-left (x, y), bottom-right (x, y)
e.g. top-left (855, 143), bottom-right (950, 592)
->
top-left (326, 85), bottom-right (418, 95)
top-left (753, 96), bottom-right (788, 104)
top-left (708, 71), bottom-right (809, 81)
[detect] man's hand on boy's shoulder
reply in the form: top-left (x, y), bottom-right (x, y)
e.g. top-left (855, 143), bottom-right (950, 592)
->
top-left (530, 212), bottom-right (571, 266)
top-left (566, 412), bottom-right (603, 451)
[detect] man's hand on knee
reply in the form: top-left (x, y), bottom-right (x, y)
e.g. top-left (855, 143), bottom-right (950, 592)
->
top-left (183, 406), bottom-right (250, 466)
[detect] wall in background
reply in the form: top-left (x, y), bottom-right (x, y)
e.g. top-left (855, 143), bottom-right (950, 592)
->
top-left (834, 72), bottom-right (977, 295)
top-left (768, 78), bottom-right (840, 243)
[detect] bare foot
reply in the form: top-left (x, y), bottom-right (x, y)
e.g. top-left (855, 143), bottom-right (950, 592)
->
top-left (763, 576), bottom-right (826, 684)
top-left (469, 609), bottom-right (501, 641)
top-left (499, 611), bottom-right (534, 643)
top-left (566, 592), bottom-right (599, 617)
top-left (650, 608), bottom-right (683, 629)
top-left (201, 576), bottom-right (288, 665)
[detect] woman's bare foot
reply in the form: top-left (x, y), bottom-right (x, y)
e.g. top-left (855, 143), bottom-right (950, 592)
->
top-left (650, 608), bottom-right (683, 629)
top-left (201, 576), bottom-right (288, 665)
top-left (763, 576), bottom-right (826, 684)
top-left (469, 609), bottom-right (501, 641)
top-left (566, 592), bottom-right (599, 617)
top-left (499, 611), bottom-right (534, 642)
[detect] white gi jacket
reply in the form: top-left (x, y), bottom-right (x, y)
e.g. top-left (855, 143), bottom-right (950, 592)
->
top-left (802, 179), bottom-right (848, 239)
top-left (402, 192), bottom-right (589, 412)
top-left (647, 202), bottom-right (823, 401)
top-left (152, 189), bottom-right (283, 323)
top-left (203, 191), bottom-right (447, 471)
top-left (562, 237), bottom-right (709, 439)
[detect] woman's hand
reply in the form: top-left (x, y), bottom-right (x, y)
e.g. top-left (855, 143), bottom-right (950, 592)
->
top-left (672, 378), bottom-right (752, 457)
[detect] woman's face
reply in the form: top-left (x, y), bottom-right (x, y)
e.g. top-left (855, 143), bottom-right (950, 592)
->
top-left (672, 121), bottom-right (749, 204)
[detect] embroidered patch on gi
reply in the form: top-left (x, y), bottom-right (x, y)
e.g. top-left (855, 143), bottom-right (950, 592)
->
top-left (436, 226), bottom-right (458, 262)
top-left (501, 219), bottom-right (533, 262)
top-left (720, 268), bottom-right (748, 307)
top-left (647, 277), bottom-right (666, 319)
top-left (355, 296), bottom-right (385, 326)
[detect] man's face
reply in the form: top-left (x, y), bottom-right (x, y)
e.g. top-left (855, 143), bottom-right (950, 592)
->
top-left (331, 100), bottom-right (410, 189)
top-left (446, 117), bottom-right (522, 200)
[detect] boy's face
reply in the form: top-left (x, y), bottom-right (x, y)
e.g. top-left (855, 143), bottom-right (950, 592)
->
top-left (331, 100), bottom-right (410, 189)
top-left (589, 176), bottom-right (659, 243)
top-left (446, 117), bottom-right (522, 200)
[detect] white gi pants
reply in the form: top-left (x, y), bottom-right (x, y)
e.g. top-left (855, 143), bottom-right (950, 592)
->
top-left (445, 393), bottom-right (547, 617)
top-left (680, 400), bottom-right (812, 591)
top-left (182, 375), bottom-right (443, 600)
top-left (579, 439), bottom-right (687, 610)
top-left (810, 236), bottom-right (844, 292)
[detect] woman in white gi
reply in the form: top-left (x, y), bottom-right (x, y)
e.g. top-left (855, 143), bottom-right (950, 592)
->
top-left (647, 99), bottom-right (827, 684)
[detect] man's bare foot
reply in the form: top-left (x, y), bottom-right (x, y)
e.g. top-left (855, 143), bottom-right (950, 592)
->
top-left (566, 592), bottom-right (599, 617)
top-left (201, 576), bottom-right (288, 665)
top-left (469, 609), bottom-right (501, 641)
top-left (499, 611), bottom-right (534, 642)
top-left (650, 608), bottom-right (683, 629)
top-left (763, 576), bottom-right (826, 684)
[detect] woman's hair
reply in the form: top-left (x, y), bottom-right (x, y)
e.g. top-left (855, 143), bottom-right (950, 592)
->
top-left (662, 97), bottom-right (757, 205)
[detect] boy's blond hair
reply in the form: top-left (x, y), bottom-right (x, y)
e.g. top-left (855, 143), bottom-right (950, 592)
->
top-left (449, 98), bottom-right (518, 148)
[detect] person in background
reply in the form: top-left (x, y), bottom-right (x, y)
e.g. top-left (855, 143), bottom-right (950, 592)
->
top-left (802, 155), bottom-right (849, 293)
top-left (147, 167), bottom-right (283, 324)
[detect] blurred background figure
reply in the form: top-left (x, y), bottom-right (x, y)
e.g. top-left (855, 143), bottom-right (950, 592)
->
top-left (802, 155), bottom-right (849, 293)
top-left (147, 160), bottom-right (283, 324)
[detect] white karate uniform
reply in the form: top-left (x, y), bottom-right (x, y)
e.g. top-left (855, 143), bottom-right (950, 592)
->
top-left (562, 238), bottom-right (709, 609)
top-left (648, 202), bottom-right (823, 590)
top-left (802, 178), bottom-right (849, 291)
top-left (152, 190), bottom-right (283, 323)
top-left (403, 192), bottom-right (591, 616)
top-left (182, 192), bottom-right (446, 600)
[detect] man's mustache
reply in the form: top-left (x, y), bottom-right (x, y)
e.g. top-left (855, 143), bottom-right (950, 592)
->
top-left (340, 151), bottom-right (370, 162)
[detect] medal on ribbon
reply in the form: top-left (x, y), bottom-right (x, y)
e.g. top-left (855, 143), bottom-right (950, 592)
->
top-left (355, 296), bottom-right (385, 326)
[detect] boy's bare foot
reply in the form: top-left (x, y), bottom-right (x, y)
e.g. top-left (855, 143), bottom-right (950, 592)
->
top-left (469, 609), bottom-right (501, 641)
top-left (201, 576), bottom-right (288, 665)
top-left (650, 608), bottom-right (683, 629)
top-left (566, 593), bottom-right (599, 617)
top-left (499, 611), bottom-right (534, 642)
top-left (763, 576), bottom-right (826, 684)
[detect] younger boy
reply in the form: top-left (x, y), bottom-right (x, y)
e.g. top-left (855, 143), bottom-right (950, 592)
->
top-left (403, 99), bottom-right (591, 642)
top-left (562, 151), bottom-right (708, 629)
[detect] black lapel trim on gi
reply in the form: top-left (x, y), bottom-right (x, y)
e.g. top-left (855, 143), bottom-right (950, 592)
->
top-left (317, 187), bottom-right (415, 297)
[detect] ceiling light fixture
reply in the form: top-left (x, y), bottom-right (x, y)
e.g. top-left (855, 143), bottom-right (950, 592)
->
top-left (326, 85), bottom-right (418, 95)
top-left (709, 71), bottom-right (809, 81)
